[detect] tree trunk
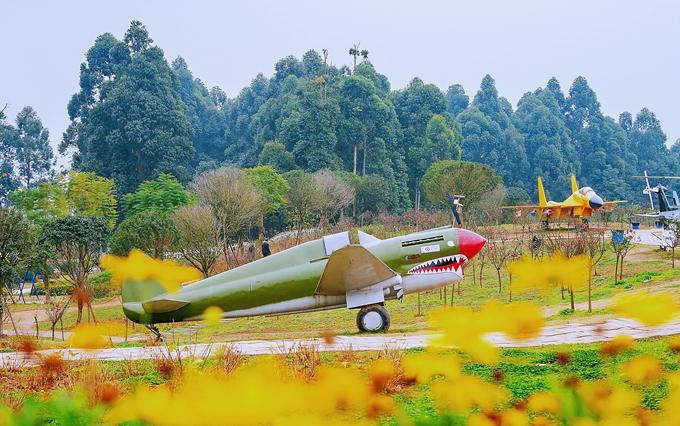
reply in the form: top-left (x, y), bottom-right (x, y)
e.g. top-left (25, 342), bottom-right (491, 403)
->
top-left (673, 247), bottom-right (676, 268)
top-left (570, 288), bottom-right (575, 310)
top-left (296, 221), bottom-right (303, 245)
top-left (362, 140), bottom-right (367, 177)
top-left (497, 269), bottom-right (502, 293)
top-left (353, 144), bottom-right (358, 174)
top-left (588, 266), bottom-right (592, 312)
top-left (258, 215), bottom-right (265, 241)
top-left (77, 300), bottom-right (83, 324)
top-left (42, 271), bottom-right (51, 302)
top-left (614, 256), bottom-right (619, 285)
top-left (479, 264), bottom-right (485, 286)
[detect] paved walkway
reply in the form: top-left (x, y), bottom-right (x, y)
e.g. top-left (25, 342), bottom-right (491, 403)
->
top-left (2, 317), bottom-right (679, 368)
top-left (632, 228), bottom-right (667, 246)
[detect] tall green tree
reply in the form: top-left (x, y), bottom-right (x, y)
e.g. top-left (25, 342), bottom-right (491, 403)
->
top-left (14, 106), bottom-right (54, 189)
top-left (513, 87), bottom-right (579, 198)
top-left (244, 165), bottom-right (290, 238)
top-left (562, 77), bottom-right (635, 201)
top-left (11, 171), bottom-right (117, 228)
top-left (293, 91), bottom-right (343, 171)
top-left (0, 110), bottom-right (19, 205)
top-left (172, 57), bottom-right (227, 165)
top-left (258, 141), bottom-right (297, 173)
top-left (61, 21), bottom-right (195, 195)
top-left (109, 210), bottom-right (178, 259)
top-left (446, 84), bottom-right (469, 116)
top-left (407, 115), bottom-right (461, 209)
top-left (39, 216), bottom-right (110, 323)
top-left (0, 207), bottom-right (34, 304)
top-left (628, 107), bottom-right (678, 178)
top-left (337, 75), bottom-right (392, 176)
top-left (123, 173), bottom-right (195, 217)
top-left (459, 75), bottom-right (529, 192)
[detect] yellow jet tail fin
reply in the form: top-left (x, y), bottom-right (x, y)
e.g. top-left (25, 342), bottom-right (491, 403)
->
top-left (571, 175), bottom-right (578, 193)
top-left (538, 177), bottom-right (547, 207)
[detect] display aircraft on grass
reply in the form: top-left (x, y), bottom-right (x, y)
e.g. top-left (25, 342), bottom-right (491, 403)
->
top-left (633, 171), bottom-right (680, 221)
top-left (122, 226), bottom-right (486, 338)
top-left (501, 175), bottom-right (625, 229)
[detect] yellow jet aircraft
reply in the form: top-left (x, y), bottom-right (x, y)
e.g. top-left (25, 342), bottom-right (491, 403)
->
top-left (502, 175), bottom-right (625, 229)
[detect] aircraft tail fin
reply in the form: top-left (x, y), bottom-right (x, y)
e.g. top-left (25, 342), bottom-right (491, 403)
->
top-left (571, 175), bottom-right (578, 193)
top-left (122, 278), bottom-right (169, 305)
top-left (658, 189), bottom-right (671, 212)
top-left (537, 177), bottom-right (547, 207)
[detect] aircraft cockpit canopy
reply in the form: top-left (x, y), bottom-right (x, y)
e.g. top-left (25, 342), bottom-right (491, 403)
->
top-left (579, 187), bottom-right (596, 198)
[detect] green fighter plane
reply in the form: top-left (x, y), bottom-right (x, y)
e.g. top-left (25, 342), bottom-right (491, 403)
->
top-left (122, 227), bottom-right (486, 338)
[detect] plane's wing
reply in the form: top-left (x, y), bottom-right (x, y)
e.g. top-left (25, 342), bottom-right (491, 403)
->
top-left (635, 213), bottom-right (661, 218)
top-left (315, 245), bottom-right (397, 296)
top-left (604, 201), bottom-right (627, 205)
top-left (499, 205), bottom-right (541, 209)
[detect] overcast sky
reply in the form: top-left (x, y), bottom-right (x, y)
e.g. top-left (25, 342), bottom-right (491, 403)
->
top-left (2, 0), bottom-right (678, 170)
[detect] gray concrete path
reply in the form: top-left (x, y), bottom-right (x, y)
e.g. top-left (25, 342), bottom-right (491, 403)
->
top-left (2, 317), bottom-right (679, 368)
top-left (632, 228), bottom-right (667, 246)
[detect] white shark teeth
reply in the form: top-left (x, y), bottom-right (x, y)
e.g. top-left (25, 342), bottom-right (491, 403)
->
top-left (407, 255), bottom-right (468, 275)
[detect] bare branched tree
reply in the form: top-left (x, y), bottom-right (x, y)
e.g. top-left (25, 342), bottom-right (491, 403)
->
top-left (610, 229), bottom-right (634, 284)
top-left (313, 169), bottom-right (355, 232)
top-left (173, 205), bottom-right (223, 278)
top-left (190, 168), bottom-right (265, 268)
top-left (581, 229), bottom-right (607, 311)
top-left (285, 171), bottom-right (320, 244)
top-left (483, 226), bottom-right (523, 294)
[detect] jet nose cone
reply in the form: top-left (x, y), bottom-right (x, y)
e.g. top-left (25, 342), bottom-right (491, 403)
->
top-left (457, 229), bottom-right (486, 260)
top-left (589, 195), bottom-right (603, 209)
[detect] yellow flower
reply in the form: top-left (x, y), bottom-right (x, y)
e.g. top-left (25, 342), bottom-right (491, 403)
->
top-left (368, 358), bottom-right (396, 393)
top-left (622, 355), bottom-right (664, 386)
top-left (366, 394), bottom-right (395, 419)
top-left (432, 375), bottom-right (509, 414)
top-left (500, 408), bottom-right (529, 426)
top-left (612, 291), bottom-right (680, 326)
top-left (402, 352), bottom-right (460, 383)
top-left (577, 381), bottom-right (640, 417)
top-left (467, 413), bottom-right (497, 426)
top-left (599, 334), bottom-right (636, 356)
top-left (668, 336), bottom-right (680, 352)
top-left (69, 323), bottom-right (108, 349)
top-left (101, 249), bottom-right (203, 293)
top-left (202, 305), bottom-right (224, 326)
top-left (527, 392), bottom-right (561, 415)
top-left (500, 302), bottom-right (545, 340)
top-left (508, 252), bottom-right (590, 295)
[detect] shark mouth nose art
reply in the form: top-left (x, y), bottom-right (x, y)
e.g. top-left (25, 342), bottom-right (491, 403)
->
top-left (407, 254), bottom-right (467, 275)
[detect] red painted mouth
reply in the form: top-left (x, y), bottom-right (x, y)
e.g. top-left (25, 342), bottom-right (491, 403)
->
top-left (407, 255), bottom-right (466, 275)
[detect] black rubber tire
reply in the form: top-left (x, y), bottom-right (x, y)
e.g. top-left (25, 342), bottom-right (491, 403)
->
top-left (356, 304), bottom-right (390, 332)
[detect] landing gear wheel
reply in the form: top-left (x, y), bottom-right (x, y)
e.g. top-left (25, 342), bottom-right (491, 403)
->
top-left (146, 324), bottom-right (165, 343)
top-left (356, 304), bottom-right (390, 332)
